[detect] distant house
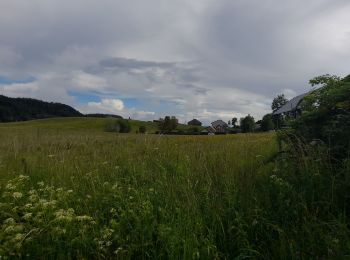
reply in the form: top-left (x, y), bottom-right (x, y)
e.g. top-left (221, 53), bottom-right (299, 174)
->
top-left (201, 126), bottom-right (216, 135)
top-left (273, 93), bottom-right (308, 118)
top-left (211, 120), bottom-right (229, 133)
top-left (188, 119), bottom-right (202, 126)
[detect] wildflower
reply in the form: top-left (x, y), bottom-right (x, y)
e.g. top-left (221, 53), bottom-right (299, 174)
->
top-left (29, 194), bottom-right (39, 202)
top-left (67, 190), bottom-right (73, 193)
top-left (13, 192), bottom-right (23, 199)
top-left (23, 213), bottom-right (32, 221)
top-left (6, 183), bottom-right (15, 190)
top-left (24, 203), bottom-right (33, 209)
top-left (76, 215), bottom-right (94, 222)
top-left (4, 218), bottom-right (16, 225)
top-left (54, 208), bottom-right (75, 222)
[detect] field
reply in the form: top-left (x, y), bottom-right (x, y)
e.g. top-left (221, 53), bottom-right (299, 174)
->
top-left (1, 118), bottom-right (349, 258)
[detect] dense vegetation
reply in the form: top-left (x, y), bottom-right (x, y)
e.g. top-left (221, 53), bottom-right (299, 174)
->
top-left (0, 95), bottom-right (82, 122)
top-left (0, 118), bottom-right (349, 258)
top-left (0, 74), bottom-right (349, 258)
top-left (292, 74), bottom-right (350, 161)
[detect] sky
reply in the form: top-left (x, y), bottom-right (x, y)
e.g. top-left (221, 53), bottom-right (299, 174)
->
top-left (0, 0), bottom-right (349, 124)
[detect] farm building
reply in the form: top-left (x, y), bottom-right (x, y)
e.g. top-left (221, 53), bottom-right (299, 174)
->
top-left (188, 119), bottom-right (202, 126)
top-left (211, 120), bottom-right (229, 133)
top-left (201, 126), bottom-right (216, 134)
top-left (273, 93), bottom-right (308, 118)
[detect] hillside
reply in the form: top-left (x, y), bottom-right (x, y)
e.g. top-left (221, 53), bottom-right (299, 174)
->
top-left (0, 117), bottom-right (201, 134)
top-left (0, 95), bottom-right (82, 122)
top-left (0, 117), bottom-right (160, 133)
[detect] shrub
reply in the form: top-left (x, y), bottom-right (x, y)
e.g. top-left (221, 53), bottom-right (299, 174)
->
top-left (139, 125), bottom-right (146, 134)
top-left (104, 119), bottom-right (131, 133)
top-left (292, 74), bottom-right (350, 161)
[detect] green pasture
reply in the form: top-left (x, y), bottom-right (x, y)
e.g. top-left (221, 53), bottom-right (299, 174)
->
top-left (0, 118), bottom-right (349, 259)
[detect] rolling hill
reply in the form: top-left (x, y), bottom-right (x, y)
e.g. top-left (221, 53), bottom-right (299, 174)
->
top-left (0, 95), bottom-right (82, 122)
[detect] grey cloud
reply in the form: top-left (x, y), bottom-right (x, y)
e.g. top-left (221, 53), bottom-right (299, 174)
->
top-left (1, 0), bottom-right (350, 122)
top-left (99, 57), bottom-right (174, 70)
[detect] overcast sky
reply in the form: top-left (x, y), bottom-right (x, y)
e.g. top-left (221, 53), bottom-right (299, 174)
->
top-left (0, 0), bottom-right (349, 124)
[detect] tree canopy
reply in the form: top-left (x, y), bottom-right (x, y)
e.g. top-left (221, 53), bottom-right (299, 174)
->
top-left (292, 74), bottom-right (350, 161)
top-left (240, 115), bottom-right (255, 133)
top-left (271, 94), bottom-right (288, 112)
top-left (0, 95), bottom-right (82, 122)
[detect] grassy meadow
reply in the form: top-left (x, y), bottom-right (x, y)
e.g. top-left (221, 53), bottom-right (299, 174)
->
top-left (1, 118), bottom-right (349, 258)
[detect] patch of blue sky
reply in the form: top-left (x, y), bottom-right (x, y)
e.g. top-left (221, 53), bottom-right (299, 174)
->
top-left (123, 98), bottom-right (140, 108)
top-left (68, 91), bottom-right (100, 103)
top-left (0, 76), bottom-right (36, 85)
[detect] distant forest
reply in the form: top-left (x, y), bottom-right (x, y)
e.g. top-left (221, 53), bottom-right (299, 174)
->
top-left (0, 95), bottom-right (82, 122)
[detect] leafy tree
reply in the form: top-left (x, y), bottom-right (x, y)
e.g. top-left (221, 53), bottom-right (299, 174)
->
top-left (292, 74), bottom-right (350, 161)
top-left (261, 114), bottom-right (274, 131)
top-left (158, 116), bottom-right (178, 133)
top-left (231, 117), bottom-right (238, 127)
top-left (271, 94), bottom-right (288, 112)
top-left (240, 115), bottom-right (255, 133)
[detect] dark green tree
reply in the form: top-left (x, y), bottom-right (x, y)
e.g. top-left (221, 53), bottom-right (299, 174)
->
top-left (240, 115), bottom-right (255, 133)
top-left (231, 117), bottom-right (238, 127)
top-left (158, 116), bottom-right (178, 133)
top-left (292, 74), bottom-right (350, 161)
top-left (261, 114), bottom-right (274, 131)
top-left (271, 94), bottom-right (288, 112)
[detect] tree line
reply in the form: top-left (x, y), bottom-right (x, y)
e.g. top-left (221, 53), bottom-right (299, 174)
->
top-left (0, 95), bottom-right (82, 122)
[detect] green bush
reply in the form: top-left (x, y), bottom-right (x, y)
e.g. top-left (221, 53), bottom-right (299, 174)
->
top-left (139, 125), bottom-right (146, 134)
top-left (104, 119), bottom-right (131, 133)
top-left (293, 74), bottom-right (350, 161)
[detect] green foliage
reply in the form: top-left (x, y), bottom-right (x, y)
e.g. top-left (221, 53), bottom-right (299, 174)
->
top-left (271, 94), bottom-right (288, 112)
top-left (138, 125), bottom-right (146, 134)
top-left (240, 114), bottom-right (255, 133)
top-left (293, 74), bottom-right (350, 160)
top-left (187, 126), bottom-right (200, 134)
top-left (1, 120), bottom-right (350, 258)
top-left (261, 114), bottom-right (275, 131)
top-left (0, 95), bottom-right (82, 122)
top-left (104, 119), bottom-right (131, 133)
top-left (158, 116), bottom-right (178, 133)
top-left (231, 117), bottom-right (238, 127)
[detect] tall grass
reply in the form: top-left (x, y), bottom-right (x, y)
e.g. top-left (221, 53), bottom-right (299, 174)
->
top-left (0, 128), bottom-right (349, 258)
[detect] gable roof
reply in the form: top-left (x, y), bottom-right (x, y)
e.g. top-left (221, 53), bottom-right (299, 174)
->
top-left (211, 120), bottom-right (228, 128)
top-left (188, 119), bottom-right (202, 125)
top-left (273, 93), bottom-right (308, 115)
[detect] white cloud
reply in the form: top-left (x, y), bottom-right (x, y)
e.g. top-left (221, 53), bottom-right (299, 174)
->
top-left (87, 99), bottom-right (124, 113)
top-left (71, 71), bottom-right (107, 90)
top-left (1, 82), bottom-right (39, 97)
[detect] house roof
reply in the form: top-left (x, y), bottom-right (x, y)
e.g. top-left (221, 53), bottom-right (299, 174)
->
top-left (188, 119), bottom-right (202, 125)
top-left (211, 120), bottom-right (228, 128)
top-left (203, 126), bottom-right (216, 132)
top-left (273, 93), bottom-right (308, 115)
